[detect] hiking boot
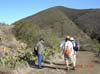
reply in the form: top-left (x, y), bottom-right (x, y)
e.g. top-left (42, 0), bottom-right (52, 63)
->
top-left (38, 66), bottom-right (42, 69)
top-left (65, 67), bottom-right (70, 71)
top-left (38, 67), bottom-right (42, 69)
top-left (69, 63), bottom-right (73, 66)
top-left (72, 67), bottom-right (75, 70)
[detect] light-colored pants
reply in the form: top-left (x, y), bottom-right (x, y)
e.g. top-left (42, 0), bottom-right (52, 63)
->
top-left (73, 54), bottom-right (76, 67)
top-left (65, 54), bottom-right (76, 67)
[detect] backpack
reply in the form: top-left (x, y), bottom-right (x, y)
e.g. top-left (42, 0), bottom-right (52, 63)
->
top-left (33, 46), bottom-right (38, 56)
top-left (65, 47), bottom-right (71, 56)
top-left (73, 41), bottom-right (79, 51)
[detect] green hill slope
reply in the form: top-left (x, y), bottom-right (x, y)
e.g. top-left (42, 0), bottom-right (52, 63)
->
top-left (13, 6), bottom-right (100, 51)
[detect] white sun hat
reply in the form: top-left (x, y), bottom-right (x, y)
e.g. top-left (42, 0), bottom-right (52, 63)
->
top-left (70, 37), bottom-right (74, 41)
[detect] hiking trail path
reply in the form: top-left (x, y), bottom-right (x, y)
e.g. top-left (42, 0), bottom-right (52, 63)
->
top-left (28, 51), bottom-right (100, 74)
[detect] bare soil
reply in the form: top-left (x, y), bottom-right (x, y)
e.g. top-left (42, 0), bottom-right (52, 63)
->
top-left (28, 51), bottom-right (100, 74)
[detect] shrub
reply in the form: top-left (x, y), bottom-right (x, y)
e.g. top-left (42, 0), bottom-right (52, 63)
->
top-left (0, 48), bottom-right (36, 68)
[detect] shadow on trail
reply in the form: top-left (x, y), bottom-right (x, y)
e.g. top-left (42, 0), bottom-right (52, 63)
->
top-left (43, 65), bottom-right (67, 70)
top-left (31, 60), bottom-right (74, 70)
top-left (43, 60), bottom-right (65, 66)
top-left (43, 60), bottom-right (73, 66)
top-left (31, 64), bottom-right (65, 70)
top-left (31, 64), bottom-right (74, 71)
top-left (53, 62), bottom-right (66, 66)
top-left (29, 60), bottom-right (65, 70)
top-left (93, 60), bottom-right (100, 64)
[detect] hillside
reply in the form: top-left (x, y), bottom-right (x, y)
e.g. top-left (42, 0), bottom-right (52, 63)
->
top-left (13, 6), bottom-right (100, 51)
top-left (0, 24), bottom-right (21, 57)
top-left (50, 6), bottom-right (100, 42)
top-left (75, 9), bottom-right (100, 42)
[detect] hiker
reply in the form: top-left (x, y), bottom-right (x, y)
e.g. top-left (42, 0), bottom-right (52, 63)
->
top-left (60, 38), bottom-right (67, 64)
top-left (70, 37), bottom-right (80, 68)
top-left (64, 36), bottom-right (75, 70)
top-left (35, 38), bottom-right (45, 69)
top-left (60, 39), bottom-right (65, 54)
top-left (70, 37), bottom-right (76, 70)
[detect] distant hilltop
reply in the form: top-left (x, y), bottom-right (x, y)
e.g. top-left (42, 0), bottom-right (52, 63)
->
top-left (13, 6), bottom-right (100, 43)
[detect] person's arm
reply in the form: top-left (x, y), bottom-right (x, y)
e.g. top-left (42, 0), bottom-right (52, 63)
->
top-left (36, 42), bottom-right (40, 51)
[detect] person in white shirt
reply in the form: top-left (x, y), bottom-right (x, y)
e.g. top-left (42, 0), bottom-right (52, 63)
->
top-left (60, 36), bottom-right (71, 64)
top-left (70, 37), bottom-right (77, 70)
top-left (60, 39), bottom-right (67, 65)
top-left (64, 36), bottom-right (76, 70)
top-left (60, 36), bottom-right (76, 70)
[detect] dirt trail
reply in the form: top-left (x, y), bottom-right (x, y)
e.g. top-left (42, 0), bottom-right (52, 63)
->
top-left (28, 51), bottom-right (100, 74)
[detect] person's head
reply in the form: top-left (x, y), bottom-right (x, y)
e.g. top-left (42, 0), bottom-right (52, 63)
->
top-left (39, 38), bottom-right (45, 43)
top-left (70, 37), bottom-right (74, 41)
top-left (65, 35), bottom-right (70, 41)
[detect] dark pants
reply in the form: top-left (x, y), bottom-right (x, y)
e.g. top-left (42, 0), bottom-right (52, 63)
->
top-left (37, 54), bottom-right (43, 68)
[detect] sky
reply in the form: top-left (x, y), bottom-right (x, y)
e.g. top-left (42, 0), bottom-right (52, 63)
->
top-left (0, 0), bottom-right (100, 24)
